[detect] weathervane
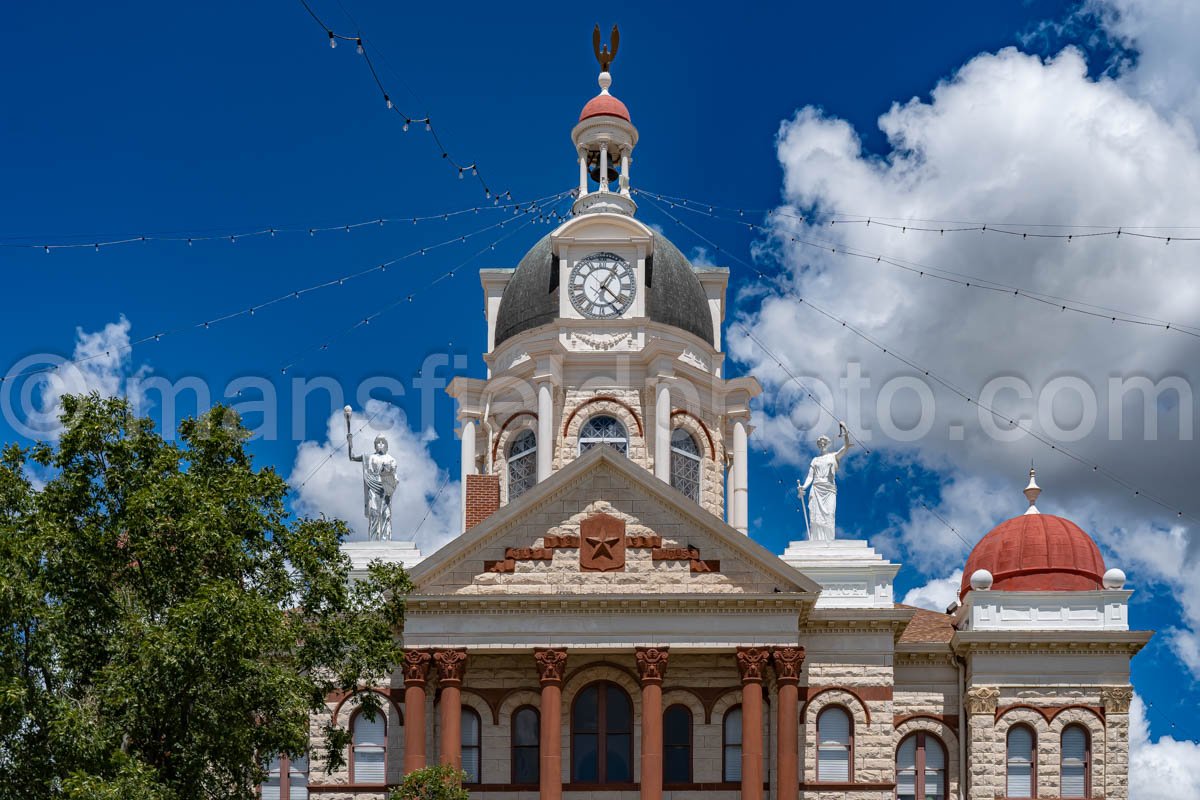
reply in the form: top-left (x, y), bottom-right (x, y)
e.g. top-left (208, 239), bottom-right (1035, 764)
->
top-left (592, 24), bottom-right (620, 72)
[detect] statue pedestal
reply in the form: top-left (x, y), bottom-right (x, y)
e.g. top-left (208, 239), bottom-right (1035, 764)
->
top-left (781, 539), bottom-right (898, 609)
top-left (341, 540), bottom-right (424, 581)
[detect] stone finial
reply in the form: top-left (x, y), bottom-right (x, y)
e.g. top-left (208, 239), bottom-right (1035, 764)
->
top-left (1101, 686), bottom-right (1134, 713)
top-left (635, 647), bottom-right (670, 685)
top-left (402, 649), bottom-right (432, 687)
top-left (735, 647), bottom-right (772, 685)
top-left (534, 648), bottom-right (568, 686)
top-left (965, 686), bottom-right (1001, 715)
top-left (771, 647), bottom-right (806, 685)
top-left (1023, 467), bottom-right (1041, 515)
top-left (1103, 567), bottom-right (1127, 589)
top-left (432, 648), bottom-right (468, 687)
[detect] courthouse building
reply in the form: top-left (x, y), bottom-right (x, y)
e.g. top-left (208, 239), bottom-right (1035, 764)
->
top-left (272, 39), bottom-right (1150, 800)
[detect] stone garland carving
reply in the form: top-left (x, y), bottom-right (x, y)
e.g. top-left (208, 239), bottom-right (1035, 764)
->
top-left (534, 648), bottom-right (569, 686)
top-left (965, 686), bottom-right (1001, 715)
top-left (1101, 686), bottom-right (1134, 713)
top-left (736, 646), bottom-right (772, 684)
top-left (402, 649), bottom-right (432, 686)
top-left (771, 647), bottom-right (807, 685)
top-left (432, 648), bottom-right (468, 687)
top-left (635, 647), bottom-right (670, 685)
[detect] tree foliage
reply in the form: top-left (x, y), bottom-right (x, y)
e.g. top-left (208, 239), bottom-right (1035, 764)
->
top-left (0, 395), bottom-right (412, 800)
top-left (389, 765), bottom-right (470, 800)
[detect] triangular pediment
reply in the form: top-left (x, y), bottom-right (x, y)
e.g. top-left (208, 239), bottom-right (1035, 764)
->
top-left (408, 447), bottom-right (822, 598)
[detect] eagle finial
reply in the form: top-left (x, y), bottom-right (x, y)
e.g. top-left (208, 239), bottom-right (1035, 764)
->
top-left (592, 23), bottom-right (619, 73)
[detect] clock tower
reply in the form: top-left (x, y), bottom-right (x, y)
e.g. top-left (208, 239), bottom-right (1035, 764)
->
top-left (447, 34), bottom-right (760, 535)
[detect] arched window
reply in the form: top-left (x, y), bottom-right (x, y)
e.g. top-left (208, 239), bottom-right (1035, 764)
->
top-left (722, 705), bottom-right (742, 782)
top-left (1006, 725), bottom-right (1036, 798)
top-left (261, 752), bottom-right (308, 800)
top-left (1061, 725), bottom-right (1090, 798)
top-left (663, 704), bottom-right (692, 784)
top-left (897, 732), bottom-right (947, 800)
top-left (507, 430), bottom-right (537, 501)
top-left (511, 705), bottom-right (540, 784)
top-left (461, 707), bottom-right (482, 783)
top-left (350, 707), bottom-right (387, 785)
top-left (571, 681), bottom-right (633, 783)
top-left (817, 706), bottom-right (852, 782)
top-left (579, 415), bottom-right (628, 455)
top-left (669, 428), bottom-right (701, 502)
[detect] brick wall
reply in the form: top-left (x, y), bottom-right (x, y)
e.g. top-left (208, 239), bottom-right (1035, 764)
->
top-left (465, 473), bottom-right (501, 530)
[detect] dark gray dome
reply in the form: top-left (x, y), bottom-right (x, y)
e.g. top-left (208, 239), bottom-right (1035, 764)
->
top-left (493, 231), bottom-right (715, 347)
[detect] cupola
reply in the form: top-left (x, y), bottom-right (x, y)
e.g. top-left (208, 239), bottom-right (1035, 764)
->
top-left (571, 25), bottom-right (638, 217)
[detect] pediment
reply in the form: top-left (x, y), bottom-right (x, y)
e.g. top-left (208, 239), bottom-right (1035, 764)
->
top-left (408, 447), bottom-right (821, 598)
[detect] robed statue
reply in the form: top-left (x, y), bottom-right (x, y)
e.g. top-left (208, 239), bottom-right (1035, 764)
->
top-left (797, 422), bottom-right (853, 541)
top-left (344, 406), bottom-right (398, 541)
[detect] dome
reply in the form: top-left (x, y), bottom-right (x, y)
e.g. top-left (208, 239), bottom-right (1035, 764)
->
top-left (959, 513), bottom-right (1106, 599)
top-left (493, 232), bottom-right (715, 348)
top-left (579, 93), bottom-right (631, 123)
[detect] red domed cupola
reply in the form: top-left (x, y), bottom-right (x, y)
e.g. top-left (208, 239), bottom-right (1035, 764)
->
top-left (959, 470), bottom-right (1106, 599)
top-left (579, 93), bottom-right (631, 123)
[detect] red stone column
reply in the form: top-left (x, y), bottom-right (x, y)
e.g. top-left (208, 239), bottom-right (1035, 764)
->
top-left (636, 647), bottom-right (670, 800)
top-left (534, 649), bottom-right (568, 800)
top-left (402, 650), bottom-right (432, 774)
top-left (433, 649), bottom-right (468, 775)
top-left (772, 647), bottom-right (806, 800)
top-left (736, 647), bottom-right (770, 800)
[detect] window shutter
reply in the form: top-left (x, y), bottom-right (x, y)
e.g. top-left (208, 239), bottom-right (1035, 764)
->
top-left (353, 714), bottom-right (386, 784)
top-left (896, 737), bottom-right (917, 799)
top-left (261, 756), bottom-right (282, 800)
top-left (723, 707), bottom-right (743, 781)
top-left (817, 708), bottom-right (851, 782)
top-left (1006, 727), bottom-right (1034, 798)
top-left (1061, 726), bottom-right (1088, 798)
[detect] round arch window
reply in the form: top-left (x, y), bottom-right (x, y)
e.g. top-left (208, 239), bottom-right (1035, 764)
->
top-left (579, 415), bottom-right (628, 455)
top-left (669, 428), bottom-right (701, 501)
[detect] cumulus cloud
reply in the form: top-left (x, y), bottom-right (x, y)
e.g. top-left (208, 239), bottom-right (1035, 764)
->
top-left (1130, 692), bottom-right (1200, 799)
top-left (731, 15), bottom-right (1200, 673)
top-left (289, 399), bottom-right (460, 553)
top-left (900, 570), bottom-right (962, 612)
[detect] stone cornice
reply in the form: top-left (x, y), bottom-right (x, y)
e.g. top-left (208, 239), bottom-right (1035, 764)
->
top-left (951, 629), bottom-right (1152, 656)
top-left (407, 593), bottom-right (816, 616)
top-left (801, 607), bottom-right (915, 640)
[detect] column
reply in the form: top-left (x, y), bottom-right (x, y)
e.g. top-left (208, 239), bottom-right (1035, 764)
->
top-left (735, 648), bottom-right (770, 800)
top-left (534, 649), bottom-right (568, 800)
top-left (772, 648), bottom-right (805, 800)
top-left (460, 418), bottom-right (477, 532)
top-left (1101, 687), bottom-right (1134, 800)
top-left (537, 382), bottom-right (553, 482)
top-left (964, 686), bottom-right (1001, 800)
top-left (654, 382), bottom-right (671, 483)
top-left (402, 650), bottom-right (432, 774)
top-left (732, 417), bottom-right (749, 533)
top-left (434, 649), bottom-right (468, 774)
top-left (599, 145), bottom-right (610, 192)
top-left (620, 146), bottom-right (631, 194)
top-left (636, 647), bottom-right (670, 800)
top-left (578, 147), bottom-right (589, 196)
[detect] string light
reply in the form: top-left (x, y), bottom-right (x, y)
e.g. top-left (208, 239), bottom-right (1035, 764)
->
top-left (637, 191), bottom-right (1200, 529)
top-left (635, 189), bottom-right (1200, 340)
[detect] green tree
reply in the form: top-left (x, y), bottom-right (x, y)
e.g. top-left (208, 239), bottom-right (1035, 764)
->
top-left (389, 765), bottom-right (470, 800)
top-left (0, 394), bottom-right (412, 800)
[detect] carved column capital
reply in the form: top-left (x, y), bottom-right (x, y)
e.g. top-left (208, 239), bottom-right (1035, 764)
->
top-left (635, 646), bottom-right (670, 685)
top-left (736, 646), bottom-right (772, 685)
top-left (1101, 686), bottom-right (1134, 713)
top-left (432, 648), bottom-right (468, 688)
top-left (402, 649), bottom-right (432, 687)
top-left (965, 686), bottom-right (1001, 715)
top-left (771, 646), bottom-right (806, 685)
top-left (534, 648), bottom-right (568, 686)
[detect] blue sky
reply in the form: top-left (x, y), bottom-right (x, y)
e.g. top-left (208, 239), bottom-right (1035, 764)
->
top-left (4, 0), bottom-right (1200, 770)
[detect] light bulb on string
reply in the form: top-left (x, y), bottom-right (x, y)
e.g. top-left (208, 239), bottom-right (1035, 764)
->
top-left (425, 119), bottom-right (432, 132)
top-left (458, 168), bottom-right (464, 180)
top-left (328, 31), bottom-right (336, 48)
top-left (356, 38), bottom-right (363, 55)
top-left (471, 166), bottom-right (478, 176)
top-left (402, 119), bottom-right (410, 132)
top-left (385, 94), bottom-right (392, 109)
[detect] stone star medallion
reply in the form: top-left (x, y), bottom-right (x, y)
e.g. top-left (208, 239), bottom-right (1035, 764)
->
top-left (579, 513), bottom-right (626, 572)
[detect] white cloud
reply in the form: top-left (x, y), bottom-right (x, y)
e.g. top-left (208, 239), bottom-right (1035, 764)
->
top-left (289, 399), bottom-right (460, 554)
top-left (900, 570), bottom-right (962, 612)
top-left (732, 20), bottom-right (1200, 673)
top-left (1130, 692), bottom-right (1200, 799)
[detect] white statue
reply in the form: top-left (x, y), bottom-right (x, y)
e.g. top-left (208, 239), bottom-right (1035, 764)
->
top-left (345, 406), bottom-right (398, 541)
top-left (797, 422), bottom-right (853, 541)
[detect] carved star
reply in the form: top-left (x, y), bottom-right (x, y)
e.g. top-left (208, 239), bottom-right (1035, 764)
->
top-left (586, 533), bottom-right (621, 561)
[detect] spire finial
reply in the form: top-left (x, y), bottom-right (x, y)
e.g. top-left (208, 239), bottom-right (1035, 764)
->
top-left (592, 24), bottom-right (620, 73)
top-left (1023, 467), bottom-right (1041, 515)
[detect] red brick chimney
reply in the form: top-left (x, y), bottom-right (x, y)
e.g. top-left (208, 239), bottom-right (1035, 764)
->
top-left (464, 474), bottom-right (501, 530)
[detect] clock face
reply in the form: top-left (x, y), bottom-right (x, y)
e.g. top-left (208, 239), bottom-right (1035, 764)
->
top-left (569, 252), bottom-right (636, 319)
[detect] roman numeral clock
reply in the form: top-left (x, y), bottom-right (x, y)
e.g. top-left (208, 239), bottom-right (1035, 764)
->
top-left (569, 252), bottom-right (636, 319)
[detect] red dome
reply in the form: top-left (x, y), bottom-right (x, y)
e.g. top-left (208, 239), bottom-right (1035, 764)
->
top-left (579, 93), bottom-right (631, 123)
top-left (960, 514), bottom-right (1106, 599)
